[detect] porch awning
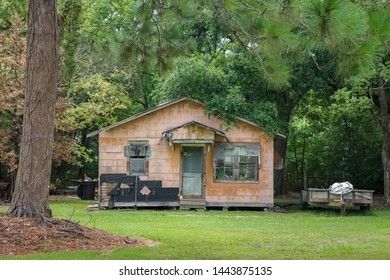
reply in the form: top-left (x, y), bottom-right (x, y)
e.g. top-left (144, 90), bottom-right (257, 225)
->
top-left (161, 121), bottom-right (228, 145)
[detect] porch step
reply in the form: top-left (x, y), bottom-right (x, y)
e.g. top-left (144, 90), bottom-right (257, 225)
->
top-left (180, 199), bottom-right (206, 210)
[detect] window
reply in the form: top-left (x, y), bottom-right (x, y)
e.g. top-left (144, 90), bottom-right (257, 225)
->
top-left (214, 143), bottom-right (260, 182)
top-left (124, 141), bottom-right (150, 175)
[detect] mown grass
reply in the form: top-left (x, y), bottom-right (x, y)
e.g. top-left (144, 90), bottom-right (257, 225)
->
top-left (1, 198), bottom-right (389, 260)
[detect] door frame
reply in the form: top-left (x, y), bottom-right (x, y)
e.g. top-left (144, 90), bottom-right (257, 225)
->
top-left (180, 145), bottom-right (206, 199)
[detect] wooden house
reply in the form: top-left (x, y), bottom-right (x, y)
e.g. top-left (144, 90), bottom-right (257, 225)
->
top-left (87, 97), bottom-right (284, 210)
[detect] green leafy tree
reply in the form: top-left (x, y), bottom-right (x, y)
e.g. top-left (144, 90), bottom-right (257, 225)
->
top-left (153, 55), bottom-right (246, 125)
top-left (0, 6), bottom-right (86, 190)
top-left (287, 85), bottom-right (382, 191)
top-left (58, 0), bottom-right (83, 86)
top-left (300, 1), bottom-right (390, 203)
top-left (62, 70), bottom-right (139, 179)
top-left (0, 0), bottom-right (27, 29)
top-left (0, 15), bottom-right (25, 176)
top-left (210, 0), bottom-right (389, 198)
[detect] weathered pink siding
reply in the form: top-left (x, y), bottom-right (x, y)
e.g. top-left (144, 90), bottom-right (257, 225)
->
top-left (98, 99), bottom-right (274, 206)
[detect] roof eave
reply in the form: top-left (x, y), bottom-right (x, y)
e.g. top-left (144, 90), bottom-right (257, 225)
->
top-left (86, 97), bottom-right (200, 138)
top-left (235, 117), bottom-right (286, 139)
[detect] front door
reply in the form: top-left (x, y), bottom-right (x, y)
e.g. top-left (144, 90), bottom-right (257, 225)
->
top-left (182, 147), bottom-right (203, 199)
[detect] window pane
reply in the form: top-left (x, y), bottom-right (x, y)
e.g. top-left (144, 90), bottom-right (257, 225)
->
top-left (224, 148), bottom-right (233, 164)
top-left (237, 146), bottom-right (247, 155)
top-left (225, 167), bottom-right (233, 178)
top-left (216, 159), bottom-right (224, 167)
top-left (216, 166), bottom-right (234, 180)
top-left (214, 143), bottom-right (259, 182)
top-left (239, 156), bottom-right (257, 180)
top-left (216, 167), bottom-right (225, 179)
top-left (183, 147), bottom-right (202, 173)
top-left (240, 156), bottom-right (249, 163)
top-left (239, 164), bottom-right (256, 180)
top-left (131, 158), bottom-right (145, 174)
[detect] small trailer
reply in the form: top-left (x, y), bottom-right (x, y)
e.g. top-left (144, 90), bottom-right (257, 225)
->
top-left (301, 188), bottom-right (374, 215)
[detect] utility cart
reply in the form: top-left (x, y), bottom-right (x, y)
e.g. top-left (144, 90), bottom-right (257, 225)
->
top-left (301, 187), bottom-right (374, 215)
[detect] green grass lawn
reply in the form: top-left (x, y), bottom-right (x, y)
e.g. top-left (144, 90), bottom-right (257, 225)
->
top-left (1, 198), bottom-right (389, 260)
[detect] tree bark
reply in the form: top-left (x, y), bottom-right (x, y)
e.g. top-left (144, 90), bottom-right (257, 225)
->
top-left (377, 75), bottom-right (390, 205)
top-left (274, 137), bottom-right (287, 195)
top-left (8, 0), bottom-right (59, 219)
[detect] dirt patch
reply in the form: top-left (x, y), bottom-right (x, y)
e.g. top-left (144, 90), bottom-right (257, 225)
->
top-left (0, 215), bottom-right (158, 257)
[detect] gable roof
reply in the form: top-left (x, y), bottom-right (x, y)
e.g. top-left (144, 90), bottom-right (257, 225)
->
top-left (162, 120), bottom-right (227, 138)
top-left (87, 97), bottom-right (285, 138)
top-left (161, 120), bottom-right (229, 145)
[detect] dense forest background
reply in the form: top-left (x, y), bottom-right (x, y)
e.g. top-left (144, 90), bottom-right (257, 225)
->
top-left (1, 0), bottom-right (389, 195)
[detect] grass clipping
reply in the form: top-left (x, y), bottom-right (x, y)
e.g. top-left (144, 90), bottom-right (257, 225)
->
top-left (0, 215), bottom-right (157, 257)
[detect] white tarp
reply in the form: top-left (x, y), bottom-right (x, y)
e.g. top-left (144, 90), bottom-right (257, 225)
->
top-left (329, 181), bottom-right (354, 194)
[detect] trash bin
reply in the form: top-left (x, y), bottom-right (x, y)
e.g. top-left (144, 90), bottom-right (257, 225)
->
top-left (77, 181), bottom-right (97, 200)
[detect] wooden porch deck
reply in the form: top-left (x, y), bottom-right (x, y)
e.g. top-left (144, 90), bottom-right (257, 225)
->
top-left (179, 199), bottom-right (206, 210)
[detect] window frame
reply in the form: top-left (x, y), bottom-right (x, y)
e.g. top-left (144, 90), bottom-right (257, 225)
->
top-left (213, 142), bottom-right (260, 182)
top-left (124, 141), bottom-right (150, 176)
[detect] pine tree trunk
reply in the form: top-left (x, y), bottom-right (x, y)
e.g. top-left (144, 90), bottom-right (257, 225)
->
top-left (377, 75), bottom-right (390, 205)
top-left (8, 0), bottom-right (58, 218)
